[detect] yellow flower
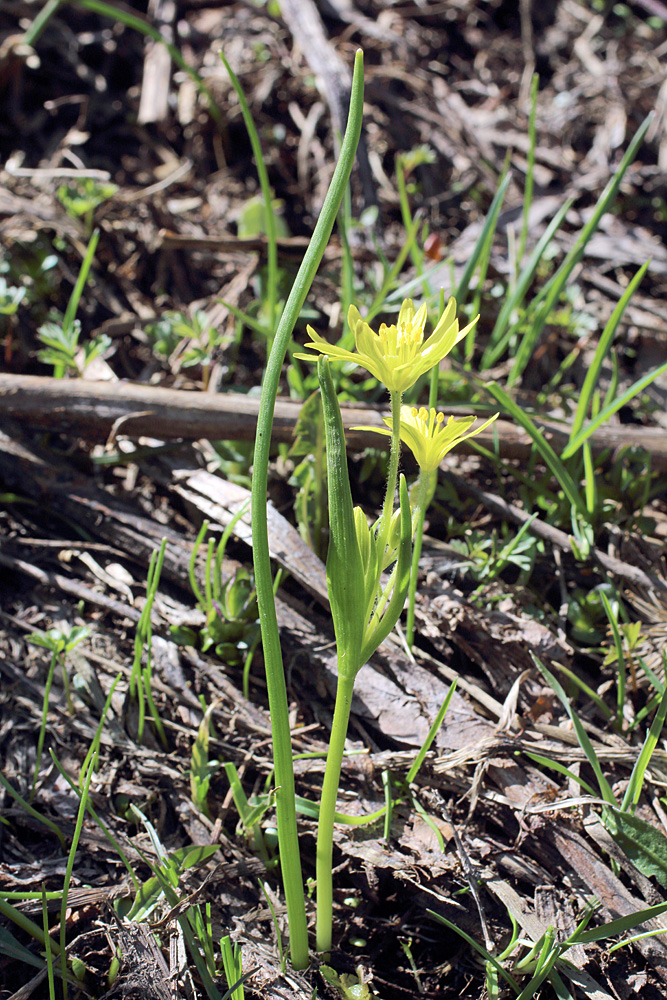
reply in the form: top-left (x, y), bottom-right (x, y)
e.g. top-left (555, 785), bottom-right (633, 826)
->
top-left (294, 297), bottom-right (477, 393)
top-left (367, 405), bottom-right (499, 472)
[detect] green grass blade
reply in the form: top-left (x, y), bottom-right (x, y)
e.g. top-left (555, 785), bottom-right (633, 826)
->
top-left (220, 53), bottom-right (278, 347)
top-left (217, 298), bottom-right (272, 338)
top-left (562, 357), bottom-right (667, 460)
top-left (523, 752), bottom-right (597, 797)
top-left (481, 198), bottom-right (572, 370)
top-left (63, 229), bottom-right (99, 337)
top-left (406, 680), bottom-right (457, 784)
top-left (509, 113), bottom-right (652, 386)
top-left (42, 886), bottom-right (56, 999)
top-left (0, 898), bottom-right (65, 963)
top-left (23, 0), bottom-right (63, 45)
top-left (295, 795), bottom-right (387, 826)
top-left (427, 910), bottom-right (520, 993)
top-left (622, 682), bottom-right (667, 812)
top-left (0, 925), bottom-right (46, 970)
top-left (483, 381), bottom-right (587, 518)
top-left (577, 901), bottom-right (667, 944)
top-left (531, 653), bottom-right (616, 806)
top-left (49, 754), bottom-right (140, 888)
top-left (456, 170), bottom-right (511, 307)
top-left (365, 212), bottom-right (423, 325)
top-left (59, 751), bottom-right (97, 1000)
top-left (569, 261), bottom-right (650, 443)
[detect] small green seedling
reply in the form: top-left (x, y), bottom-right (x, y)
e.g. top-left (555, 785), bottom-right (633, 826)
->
top-left (174, 509), bottom-right (259, 669)
top-left (220, 935), bottom-right (245, 1000)
top-left (0, 275), bottom-right (26, 315)
top-left (36, 230), bottom-right (111, 378)
top-left (27, 623), bottom-right (90, 797)
top-left (130, 538), bottom-right (168, 749)
top-left (123, 807), bottom-right (223, 998)
top-left (190, 700), bottom-right (221, 819)
top-left (57, 177), bottom-right (118, 235)
top-left (178, 309), bottom-right (221, 386)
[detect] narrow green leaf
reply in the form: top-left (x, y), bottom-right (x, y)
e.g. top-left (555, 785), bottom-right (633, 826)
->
top-left (509, 114), bottom-right (652, 386)
top-left (562, 358), bottom-right (667, 460)
top-left (484, 381), bottom-right (587, 518)
top-left (531, 654), bottom-right (616, 805)
top-left (569, 261), bottom-right (650, 442)
top-left (577, 900), bottom-right (667, 944)
top-left (604, 808), bottom-right (667, 888)
top-left (623, 683), bottom-right (667, 811)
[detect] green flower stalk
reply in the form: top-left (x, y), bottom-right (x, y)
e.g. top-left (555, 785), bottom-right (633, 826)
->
top-left (366, 404), bottom-right (499, 646)
top-left (316, 357), bottom-right (412, 955)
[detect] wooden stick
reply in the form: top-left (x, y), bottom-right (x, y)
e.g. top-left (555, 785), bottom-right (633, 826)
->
top-left (1, 374), bottom-right (667, 469)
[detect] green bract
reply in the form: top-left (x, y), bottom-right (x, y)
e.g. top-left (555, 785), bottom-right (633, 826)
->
top-left (317, 358), bottom-right (412, 679)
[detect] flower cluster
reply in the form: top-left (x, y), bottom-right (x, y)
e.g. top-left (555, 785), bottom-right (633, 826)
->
top-left (371, 404), bottom-right (498, 472)
top-left (297, 297), bottom-right (476, 393)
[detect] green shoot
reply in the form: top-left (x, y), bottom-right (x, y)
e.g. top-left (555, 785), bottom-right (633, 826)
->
top-left (42, 886), bottom-right (56, 1000)
top-left (27, 623), bottom-right (90, 797)
top-left (130, 538), bottom-right (168, 748)
top-left (36, 230), bottom-right (109, 378)
top-left (59, 750), bottom-right (97, 1000)
top-left (221, 54), bottom-right (279, 351)
top-left (250, 49), bottom-right (365, 969)
top-left (220, 935), bottom-right (245, 1000)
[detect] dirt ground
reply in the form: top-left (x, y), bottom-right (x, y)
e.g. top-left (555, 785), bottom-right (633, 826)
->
top-left (2, 0), bottom-right (667, 998)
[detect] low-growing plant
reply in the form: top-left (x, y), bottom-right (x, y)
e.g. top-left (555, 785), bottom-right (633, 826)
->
top-left (130, 538), bottom-right (168, 749)
top-left (240, 47), bottom-right (501, 965)
top-left (449, 516), bottom-right (540, 587)
top-left (190, 700), bottom-right (220, 819)
top-left (120, 806), bottom-right (224, 997)
top-left (531, 653), bottom-right (667, 888)
top-left (0, 275), bottom-right (26, 316)
top-left (146, 309), bottom-right (224, 390)
top-left (27, 623), bottom-right (91, 796)
top-left (56, 177), bottom-right (118, 235)
top-left (430, 896), bottom-right (667, 1000)
top-left (248, 53), bottom-right (364, 969)
top-left (220, 934), bottom-right (245, 1000)
top-left (35, 230), bottom-right (111, 378)
top-left (172, 510), bottom-right (259, 670)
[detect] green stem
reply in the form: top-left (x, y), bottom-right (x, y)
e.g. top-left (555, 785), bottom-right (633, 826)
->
top-left (380, 389), bottom-right (402, 541)
top-left (405, 363), bottom-right (440, 648)
top-left (250, 51), bottom-right (364, 971)
top-left (316, 671), bottom-right (356, 955)
top-left (405, 472), bottom-right (432, 649)
top-left (220, 54), bottom-right (278, 350)
top-left (395, 158), bottom-right (429, 301)
top-left (66, 0), bottom-right (223, 127)
top-left (23, 0), bottom-right (62, 46)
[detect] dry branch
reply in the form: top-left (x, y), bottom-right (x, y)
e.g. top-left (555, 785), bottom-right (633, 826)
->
top-left (2, 375), bottom-right (667, 469)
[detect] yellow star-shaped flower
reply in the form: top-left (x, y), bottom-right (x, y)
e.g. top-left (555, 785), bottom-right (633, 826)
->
top-left (368, 405), bottom-right (498, 472)
top-left (295, 297), bottom-right (476, 393)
